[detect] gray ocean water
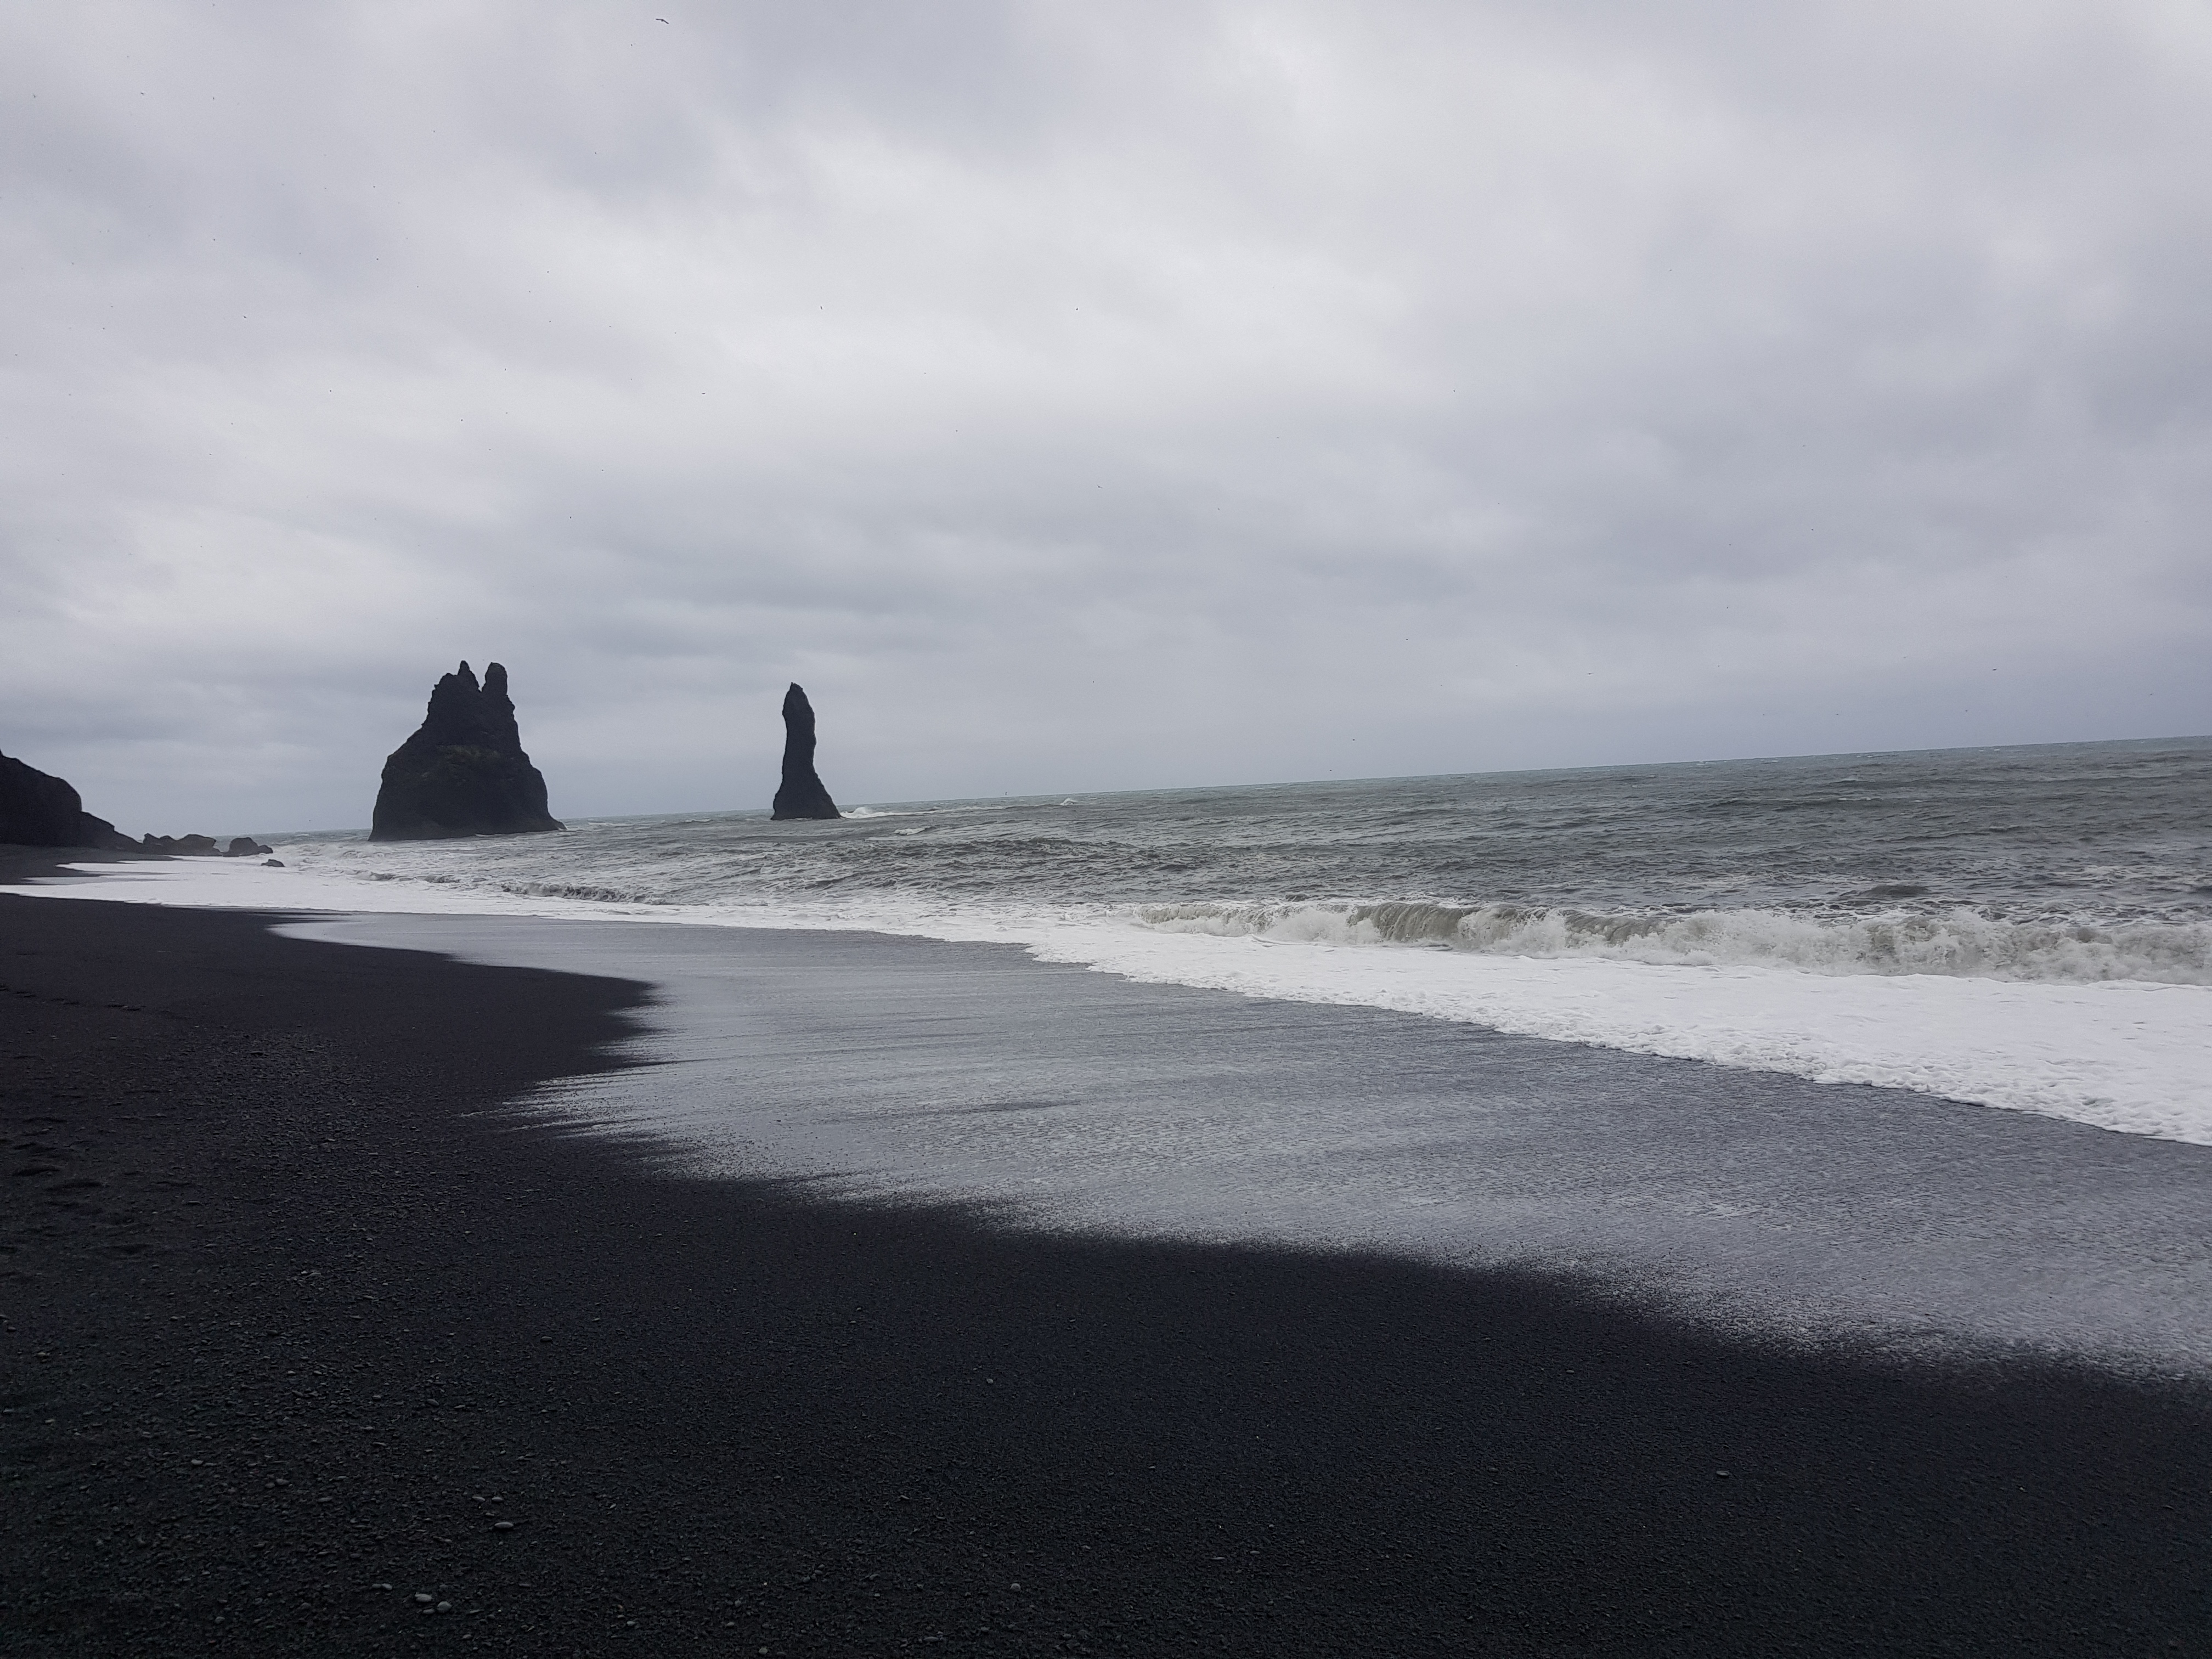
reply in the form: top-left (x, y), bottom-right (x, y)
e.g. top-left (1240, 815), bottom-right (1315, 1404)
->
top-left (287, 734), bottom-right (2212, 984)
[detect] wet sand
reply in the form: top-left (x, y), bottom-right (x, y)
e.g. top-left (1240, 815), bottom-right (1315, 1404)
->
top-left (5, 871), bottom-right (2210, 1655)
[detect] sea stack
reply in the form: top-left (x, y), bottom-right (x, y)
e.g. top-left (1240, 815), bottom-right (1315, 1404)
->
top-left (0, 751), bottom-right (137, 849)
top-left (770, 682), bottom-right (840, 821)
top-left (369, 661), bottom-right (563, 842)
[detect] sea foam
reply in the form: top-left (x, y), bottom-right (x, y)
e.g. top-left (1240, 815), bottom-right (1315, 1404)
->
top-left (1132, 899), bottom-right (2212, 985)
top-left (1022, 916), bottom-right (2212, 1145)
top-left (21, 852), bottom-right (2212, 1148)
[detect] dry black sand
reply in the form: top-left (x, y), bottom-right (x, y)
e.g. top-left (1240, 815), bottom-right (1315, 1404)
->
top-left (5, 870), bottom-right (2211, 1655)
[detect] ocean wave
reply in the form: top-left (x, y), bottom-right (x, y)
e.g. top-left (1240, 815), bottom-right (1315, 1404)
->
top-left (1131, 900), bottom-right (2212, 985)
top-left (507, 878), bottom-right (676, 905)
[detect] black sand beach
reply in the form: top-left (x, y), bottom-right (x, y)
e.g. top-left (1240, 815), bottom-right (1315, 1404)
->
top-left (6, 870), bottom-right (2212, 1655)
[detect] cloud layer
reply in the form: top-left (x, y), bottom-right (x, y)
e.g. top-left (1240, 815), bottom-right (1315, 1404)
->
top-left (4, 1), bottom-right (2207, 834)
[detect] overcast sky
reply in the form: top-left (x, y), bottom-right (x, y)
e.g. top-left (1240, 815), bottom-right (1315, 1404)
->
top-left (4, 2), bottom-right (2208, 834)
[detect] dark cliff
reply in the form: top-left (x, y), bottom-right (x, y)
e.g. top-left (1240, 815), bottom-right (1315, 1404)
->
top-left (770, 683), bottom-right (840, 821)
top-left (0, 751), bottom-right (137, 849)
top-left (370, 661), bottom-right (563, 842)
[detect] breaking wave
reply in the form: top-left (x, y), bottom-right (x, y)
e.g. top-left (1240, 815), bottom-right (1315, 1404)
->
top-left (1131, 899), bottom-right (2212, 986)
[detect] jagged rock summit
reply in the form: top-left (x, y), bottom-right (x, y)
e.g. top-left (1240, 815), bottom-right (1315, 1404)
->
top-left (370, 661), bottom-right (563, 842)
top-left (0, 751), bottom-right (137, 849)
top-left (770, 682), bottom-right (840, 821)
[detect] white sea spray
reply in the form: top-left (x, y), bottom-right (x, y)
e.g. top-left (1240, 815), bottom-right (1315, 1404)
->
top-left (1131, 898), bottom-right (2212, 984)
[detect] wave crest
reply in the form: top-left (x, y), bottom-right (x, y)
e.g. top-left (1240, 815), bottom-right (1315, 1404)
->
top-left (1131, 900), bottom-right (2212, 985)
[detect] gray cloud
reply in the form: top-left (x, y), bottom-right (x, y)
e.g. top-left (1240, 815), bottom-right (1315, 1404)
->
top-left (3, 1), bottom-right (2205, 834)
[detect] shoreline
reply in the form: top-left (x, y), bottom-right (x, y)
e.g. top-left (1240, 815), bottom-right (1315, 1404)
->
top-left (270, 910), bottom-right (2212, 1377)
top-left (5, 878), bottom-right (2212, 1652)
top-left (19, 841), bottom-right (2212, 1149)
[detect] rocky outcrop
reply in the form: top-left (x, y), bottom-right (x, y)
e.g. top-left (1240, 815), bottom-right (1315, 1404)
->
top-left (371, 661), bottom-right (563, 841)
top-left (127, 833), bottom-right (273, 856)
top-left (0, 751), bottom-right (138, 849)
top-left (770, 683), bottom-right (840, 821)
top-left (140, 834), bottom-right (220, 854)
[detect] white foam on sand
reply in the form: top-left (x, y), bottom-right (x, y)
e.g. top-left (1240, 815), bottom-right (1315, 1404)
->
top-left (23, 854), bottom-right (2212, 1146)
top-left (1015, 924), bottom-right (2212, 1144)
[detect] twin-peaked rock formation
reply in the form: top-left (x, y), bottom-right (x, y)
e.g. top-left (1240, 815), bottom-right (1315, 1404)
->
top-left (370, 661), bottom-right (563, 842)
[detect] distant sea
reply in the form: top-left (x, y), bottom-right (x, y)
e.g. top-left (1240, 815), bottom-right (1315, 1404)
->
top-left (66, 734), bottom-right (2212, 1143)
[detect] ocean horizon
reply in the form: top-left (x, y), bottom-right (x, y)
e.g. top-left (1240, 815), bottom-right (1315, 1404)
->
top-left (250, 727), bottom-right (2212, 842)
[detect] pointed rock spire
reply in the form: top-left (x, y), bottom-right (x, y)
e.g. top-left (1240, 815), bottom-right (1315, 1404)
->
top-left (770, 682), bottom-right (840, 820)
